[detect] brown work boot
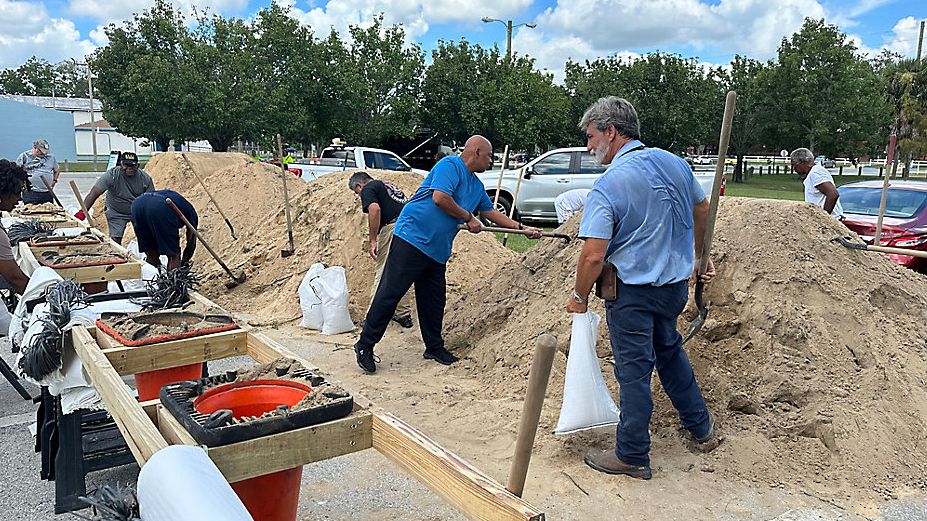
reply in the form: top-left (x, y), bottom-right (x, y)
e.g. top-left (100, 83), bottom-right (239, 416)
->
top-left (583, 449), bottom-right (652, 480)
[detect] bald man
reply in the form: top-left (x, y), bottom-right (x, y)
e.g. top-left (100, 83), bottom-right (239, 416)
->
top-left (354, 135), bottom-right (542, 373)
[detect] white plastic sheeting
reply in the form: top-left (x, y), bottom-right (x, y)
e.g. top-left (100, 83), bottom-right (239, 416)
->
top-left (555, 312), bottom-right (621, 435)
top-left (138, 446), bottom-right (253, 521)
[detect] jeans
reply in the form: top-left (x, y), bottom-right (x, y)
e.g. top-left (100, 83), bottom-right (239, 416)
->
top-left (606, 279), bottom-right (710, 466)
top-left (357, 236), bottom-right (446, 354)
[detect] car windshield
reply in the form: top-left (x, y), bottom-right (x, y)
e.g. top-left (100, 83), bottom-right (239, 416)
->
top-left (839, 187), bottom-right (927, 219)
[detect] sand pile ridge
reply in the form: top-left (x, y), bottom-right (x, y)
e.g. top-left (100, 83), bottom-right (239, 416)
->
top-left (143, 155), bottom-right (515, 321)
top-left (445, 196), bottom-right (927, 500)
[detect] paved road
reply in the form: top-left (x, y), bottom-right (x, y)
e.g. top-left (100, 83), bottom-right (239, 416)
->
top-left (51, 172), bottom-right (98, 213)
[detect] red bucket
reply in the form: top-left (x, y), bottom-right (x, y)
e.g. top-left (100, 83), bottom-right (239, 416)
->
top-left (134, 363), bottom-right (203, 402)
top-left (194, 379), bottom-right (312, 521)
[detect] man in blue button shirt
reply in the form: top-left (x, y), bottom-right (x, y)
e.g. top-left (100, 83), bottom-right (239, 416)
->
top-left (566, 96), bottom-right (718, 479)
top-left (354, 135), bottom-right (541, 373)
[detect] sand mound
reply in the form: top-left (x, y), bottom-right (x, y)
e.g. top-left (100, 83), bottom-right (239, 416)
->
top-left (145, 156), bottom-right (515, 320)
top-left (88, 152), bottom-right (252, 237)
top-left (446, 197), bottom-right (927, 500)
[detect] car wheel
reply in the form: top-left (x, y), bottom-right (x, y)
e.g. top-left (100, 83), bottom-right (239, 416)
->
top-left (495, 195), bottom-right (518, 220)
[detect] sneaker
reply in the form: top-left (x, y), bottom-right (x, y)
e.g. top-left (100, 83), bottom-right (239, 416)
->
top-left (583, 449), bottom-right (652, 480)
top-left (694, 411), bottom-right (715, 443)
top-left (354, 343), bottom-right (377, 373)
top-left (391, 315), bottom-right (413, 328)
top-left (423, 348), bottom-right (458, 365)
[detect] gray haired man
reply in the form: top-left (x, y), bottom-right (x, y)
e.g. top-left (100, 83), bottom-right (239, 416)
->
top-left (16, 139), bottom-right (59, 204)
top-left (567, 96), bottom-right (718, 479)
top-left (790, 148), bottom-right (843, 219)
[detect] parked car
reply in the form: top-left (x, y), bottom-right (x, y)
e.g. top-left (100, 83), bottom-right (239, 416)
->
top-left (475, 147), bottom-right (723, 222)
top-left (838, 180), bottom-right (927, 273)
top-left (691, 155), bottom-right (713, 165)
top-left (286, 143), bottom-right (427, 181)
top-left (815, 155), bottom-right (836, 168)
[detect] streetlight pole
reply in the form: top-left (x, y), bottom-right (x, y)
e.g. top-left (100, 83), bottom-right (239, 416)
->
top-left (481, 17), bottom-right (537, 62)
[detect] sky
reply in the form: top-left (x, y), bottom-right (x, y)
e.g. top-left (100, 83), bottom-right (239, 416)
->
top-left (2, 0), bottom-right (926, 81)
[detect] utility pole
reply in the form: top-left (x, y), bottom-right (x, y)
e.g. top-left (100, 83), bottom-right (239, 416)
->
top-left (87, 69), bottom-right (98, 172)
top-left (481, 17), bottom-right (537, 62)
top-left (917, 20), bottom-right (925, 64)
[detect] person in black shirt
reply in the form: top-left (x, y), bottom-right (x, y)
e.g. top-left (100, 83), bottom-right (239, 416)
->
top-left (349, 172), bottom-right (413, 328)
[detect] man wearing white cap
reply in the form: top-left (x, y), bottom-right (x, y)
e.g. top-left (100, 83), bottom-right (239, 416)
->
top-left (16, 139), bottom-right (59, 204)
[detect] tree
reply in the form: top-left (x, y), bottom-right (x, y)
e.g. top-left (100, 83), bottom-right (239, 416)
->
top-left (760, 18), bottom-right (889, 158)
top-left (717, 56), bottom-right (766, 182)
top-left (0, 57), bottom-right (88, 97)
top-left (880, 57), bottom-right (927, 177)
top-left (89, 0), bottom-right (195, 151)
top-left (422, 40), bottom-right (572, 152)
top-left (184, 13), bottom-right (265, 151)
top-left (565, 53), bottom-right (721, 153)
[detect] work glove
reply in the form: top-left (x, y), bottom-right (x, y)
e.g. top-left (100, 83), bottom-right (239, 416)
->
top-left (74, 210), bottom-right (86, 221)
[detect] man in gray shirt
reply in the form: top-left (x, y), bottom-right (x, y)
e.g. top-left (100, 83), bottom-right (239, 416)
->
top-left (16, 139), bottom-right (59, 205)
top-left (81, 151), bottom-right (155, 244)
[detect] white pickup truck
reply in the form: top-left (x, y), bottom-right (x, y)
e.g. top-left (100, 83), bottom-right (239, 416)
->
top-left (476, 147), bottom-right (724, 222)
top-left (286, 145), bottom-right (427, 181)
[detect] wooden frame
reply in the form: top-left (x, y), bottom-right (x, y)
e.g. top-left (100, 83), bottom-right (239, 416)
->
top-left (18, 242), bottom-right (142, 282)
top-left (70, 325), bottom-right (545, 520)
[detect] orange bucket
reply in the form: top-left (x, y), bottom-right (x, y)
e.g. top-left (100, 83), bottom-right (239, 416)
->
top-left (194, 380), bottom-right (311, 521)
top-left (135, 363), bottom-right (203, 401)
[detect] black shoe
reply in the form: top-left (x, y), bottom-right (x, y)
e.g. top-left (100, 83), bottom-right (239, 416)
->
top-left (355, 343), bottom-right (377, 373)
top-left (423, 348), bottom-right (458, 365)
top-left (391, 315), bottom-right (413, 328)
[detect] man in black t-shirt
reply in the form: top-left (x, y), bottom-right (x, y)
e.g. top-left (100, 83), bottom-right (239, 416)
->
top-left (349, 172), bottom-right (413, 328)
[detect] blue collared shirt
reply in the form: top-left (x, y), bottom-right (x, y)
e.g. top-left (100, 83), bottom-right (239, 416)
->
top-left (579, 140), bottom-right (707, 286)
top-left (394, 156), bottom-right (494, 264)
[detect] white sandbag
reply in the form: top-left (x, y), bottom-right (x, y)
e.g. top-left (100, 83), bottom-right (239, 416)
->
top-left (297, 263), bottom-right (325, 330)
top-left (138, 445), bottom-right (253, 521)
top-left (0, 303), bottom-right (11, 337)
top-left (555, 312), bottom-right (621, 435)
top-left (311, 266), bottom-right (354, 335)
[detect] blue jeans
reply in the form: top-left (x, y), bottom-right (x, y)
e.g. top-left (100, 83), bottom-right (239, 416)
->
top-left (606, 279), bottom-right (710, 466)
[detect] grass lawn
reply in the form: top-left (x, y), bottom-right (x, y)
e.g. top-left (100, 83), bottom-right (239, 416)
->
top-left (492, 230), bottom-right (542, 254)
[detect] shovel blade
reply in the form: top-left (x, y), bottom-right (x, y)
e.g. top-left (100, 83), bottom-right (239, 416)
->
top-left (682, 303), bottom-right (710, 345)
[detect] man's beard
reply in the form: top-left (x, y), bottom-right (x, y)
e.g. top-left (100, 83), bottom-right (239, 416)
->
top-left (593, 142), bottom-right (610, 164)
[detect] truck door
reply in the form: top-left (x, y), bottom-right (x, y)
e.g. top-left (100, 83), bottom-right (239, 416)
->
top-left (518, 151), bottom-right (573, 218)
top-left (573, 151), bottom-right (608, 190)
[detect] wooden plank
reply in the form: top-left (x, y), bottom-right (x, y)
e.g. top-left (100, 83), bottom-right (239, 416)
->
top-left (99, 328), bottom-right (248, 375)
top-left (38, 258), bottom-right (142, 283)
top-left (140, 398), bottom-right (160, 424)
top-left (372, 413), bottom-right (544, 521)
top-left (71, 326), bottom-right (168, 465)
top-left (157, 405), bottom-right (198, 446)
top-left (16, 242), bottom-right (38, 276)
top-left (209, 410), bottom-right (373, 483)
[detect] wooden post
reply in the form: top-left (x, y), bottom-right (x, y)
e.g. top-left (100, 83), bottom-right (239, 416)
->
top-left (874, 134), bottom-right (897, 247)
top-left (858, 166), bottom-right (863, 176)
top-left (507, 334), bottom-right (557, 497)
top-left (838, 165), bottom-right (843, 175)
top-left (879, 166), bottom-right (884, 178)
top-left (69, 180), bottom-right (97, 228)
top-left (491, 145), bottom-right (510, 211)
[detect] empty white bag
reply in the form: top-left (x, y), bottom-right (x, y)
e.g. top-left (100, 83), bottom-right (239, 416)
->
top-left (555, 312), bottom-right (621, 435)
top-left (297, 263), bottom-right (325, 330)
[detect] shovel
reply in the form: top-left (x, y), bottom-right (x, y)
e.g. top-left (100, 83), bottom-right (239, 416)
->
top-left (276, 133), bottom-right (296, 258)
top-left (165, 197), bottom-right (246, 288)
top-left (457, 223), bottom-right (571, 241)
top-left (683, 90), bottom-right (736, 345)
top-left (180, 152), bottom-right (237, 240)
top-left (39, 177), bottom-right (64, 207)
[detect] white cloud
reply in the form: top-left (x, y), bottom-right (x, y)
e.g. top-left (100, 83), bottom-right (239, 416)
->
top-left (0, 0), bottom-right (95, 67)
top-left (66, 0), bottom-right (250, 25)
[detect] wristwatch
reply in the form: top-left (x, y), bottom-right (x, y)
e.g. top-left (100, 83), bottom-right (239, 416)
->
top-left (572, 291), bottom-right (587, 304)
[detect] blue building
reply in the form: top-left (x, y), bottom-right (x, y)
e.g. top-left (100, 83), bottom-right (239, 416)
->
top-left (0, 97), bottom-right (78, 163)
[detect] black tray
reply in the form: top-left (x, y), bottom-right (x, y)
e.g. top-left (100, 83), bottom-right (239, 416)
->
top-left (159, 369), bottom-right (354, 447)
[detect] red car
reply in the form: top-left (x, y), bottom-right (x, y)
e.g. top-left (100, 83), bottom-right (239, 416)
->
top-left (838, 180), bottom-right (927, 273)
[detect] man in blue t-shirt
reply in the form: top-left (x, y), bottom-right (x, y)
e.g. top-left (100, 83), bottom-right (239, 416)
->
top-left (566, 96), bottom-right (719, 480)
top-left (130, 190), bottom-right (197, 272)
top-left (354, 135), bottom-right (541, 373)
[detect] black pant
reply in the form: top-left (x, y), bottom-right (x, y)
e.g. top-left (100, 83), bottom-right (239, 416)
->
top-left (23, 189), bottom-right (53, 204)
top-left (357, 235), bottom-right (446, 353)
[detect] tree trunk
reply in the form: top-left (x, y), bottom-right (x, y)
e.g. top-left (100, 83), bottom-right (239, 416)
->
top-left (733, 155), bottom-right (743, 183)
top-left (207, 136), bottom-right (234, 152)
top-left (156, 136), bottom-right (171, 152)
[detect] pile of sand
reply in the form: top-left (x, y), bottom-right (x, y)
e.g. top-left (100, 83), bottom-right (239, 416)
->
top-left (445, 197), bottom-right (927, 501)
top-left (89, 152), bottom-right (252, 237)
top-left (144, 153), bottom-right (515, 321)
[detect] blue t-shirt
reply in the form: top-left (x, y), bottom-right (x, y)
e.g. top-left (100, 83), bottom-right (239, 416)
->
top-left (579, 140), bottom-right (707, 286)
top-left (394, 156), bottom-right (494, 264)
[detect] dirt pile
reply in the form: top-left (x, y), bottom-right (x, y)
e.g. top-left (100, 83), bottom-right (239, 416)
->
top-left (445, 197), bottom-right (927, 501)
top-left (144, 155), bottom-right (515, 320)
top-left (88, 152), bottom-right (252, 237)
